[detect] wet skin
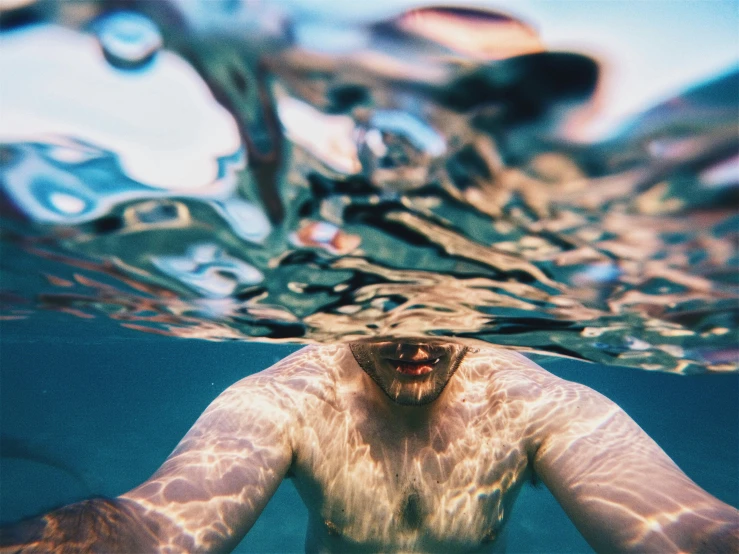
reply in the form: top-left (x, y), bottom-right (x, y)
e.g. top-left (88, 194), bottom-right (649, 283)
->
top-left (349, 340), bottom-right (469, 405)
top-left (1, 342), bottom-right (737, 553)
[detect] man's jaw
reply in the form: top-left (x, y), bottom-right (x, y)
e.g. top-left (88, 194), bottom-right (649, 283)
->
top-left (350, 341), bottom-right (469, 406)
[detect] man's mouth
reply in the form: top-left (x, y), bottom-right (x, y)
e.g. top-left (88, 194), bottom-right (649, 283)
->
top-left (385, 356), bottom-right (441, 376)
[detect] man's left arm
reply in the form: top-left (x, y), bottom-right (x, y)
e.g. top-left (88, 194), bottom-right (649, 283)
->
top-left (530, 379), bottom-right (738, 553)
top-left (0, 368), bottom-right (297, 553)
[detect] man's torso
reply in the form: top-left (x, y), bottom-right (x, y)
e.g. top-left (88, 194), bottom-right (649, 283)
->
top-left (277, 345), bottom-right (546, 553)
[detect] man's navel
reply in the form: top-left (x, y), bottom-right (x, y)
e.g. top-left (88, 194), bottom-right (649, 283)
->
top-left (397, 487), bottom-right (427, 529)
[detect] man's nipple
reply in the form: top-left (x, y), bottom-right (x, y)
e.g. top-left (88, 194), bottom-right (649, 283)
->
top-left (324, 519), bottom-right (341, 537)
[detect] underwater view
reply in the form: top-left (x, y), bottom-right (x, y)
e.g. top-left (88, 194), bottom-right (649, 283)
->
top-left (1, 0), bottom-right (737, 552)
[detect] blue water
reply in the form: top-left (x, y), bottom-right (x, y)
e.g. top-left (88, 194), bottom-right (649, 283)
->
top-left (1, 2), bottom-right (737, 552)
top-left (2, 314), bottom-right (736, 553)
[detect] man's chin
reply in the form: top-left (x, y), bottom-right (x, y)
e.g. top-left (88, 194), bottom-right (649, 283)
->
top-left (385, 378), bottom-right (442, 406)
top-left (388, 390), bottom-right (438, 407)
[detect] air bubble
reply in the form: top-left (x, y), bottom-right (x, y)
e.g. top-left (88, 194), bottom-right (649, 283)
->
top-left (49, 192), bottom-right (86, 214)
top-left (95, 11), bottom-right (163, 70)
top-left (356, 110), bottom-right (447, 191)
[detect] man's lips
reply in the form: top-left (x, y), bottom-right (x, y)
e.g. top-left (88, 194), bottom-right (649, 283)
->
top-left (385, 356), bottom-right (441, 376)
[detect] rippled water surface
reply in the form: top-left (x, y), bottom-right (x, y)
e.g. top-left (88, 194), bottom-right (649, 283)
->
top-left (1, 1), bottom-right (737, 374)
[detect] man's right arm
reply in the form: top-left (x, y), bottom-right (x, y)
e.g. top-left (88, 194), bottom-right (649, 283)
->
top-left (0, 363), bottom-right (298, 554)
top-left (528, 373), bottom-right (739, 553)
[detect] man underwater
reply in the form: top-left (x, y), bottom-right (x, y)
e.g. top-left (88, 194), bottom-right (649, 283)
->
top-left (1, 340), bottom-right (737, 553)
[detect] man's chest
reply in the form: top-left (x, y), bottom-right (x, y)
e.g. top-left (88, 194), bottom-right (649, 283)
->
top-left (290, 405), bottom-right (531, 549)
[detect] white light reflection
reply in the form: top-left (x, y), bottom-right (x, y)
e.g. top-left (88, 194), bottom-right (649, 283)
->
top-left (0, 24), bottom-right (242, 192)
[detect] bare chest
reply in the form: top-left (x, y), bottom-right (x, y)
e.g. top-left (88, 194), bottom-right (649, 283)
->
top-left (290, 404), bottom-right (530, 551)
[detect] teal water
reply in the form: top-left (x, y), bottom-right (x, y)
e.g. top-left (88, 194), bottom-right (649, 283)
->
top-left (1, 2), bottom-right (738, 552)
top-left (1, 315), bottom-right (736, 552)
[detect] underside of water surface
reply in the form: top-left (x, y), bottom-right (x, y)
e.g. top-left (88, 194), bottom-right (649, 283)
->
top-left (1, 0), bottom-right (737, 374)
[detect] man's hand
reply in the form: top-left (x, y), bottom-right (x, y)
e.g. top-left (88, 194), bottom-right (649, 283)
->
top-left (0, 497), bottom-right (161, 554)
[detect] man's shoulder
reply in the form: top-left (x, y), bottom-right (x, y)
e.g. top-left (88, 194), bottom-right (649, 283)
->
top-left (265, 343), bottom-right (349, 381)
top-left (193, 344), bottom-right (347, 435)
top-left (462, 346), bottom-right (555, 396)
top-left (469, 349), bottom-right (623, 441)
top-left (224, 344), bottom-right (349, 404)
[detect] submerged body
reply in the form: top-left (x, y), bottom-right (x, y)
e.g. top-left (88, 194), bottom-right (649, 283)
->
top-left (2, 342), bottom-right (738, 553)
top-left (263, 344), bottom-right (526, 552)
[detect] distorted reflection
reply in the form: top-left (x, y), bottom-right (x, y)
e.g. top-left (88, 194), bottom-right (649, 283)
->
top-left (0, 1), bottom-right (736, 374)
top-left (0, 22), bottom-right (242, 191)
top-left (290, 221), bottom-right (361, 255)
top-left (152, 243), bottom-right (263, 298)
top-left (94, 11), bottom-right (163, 69)
top-left (357, 110), bottom-right (447, 191)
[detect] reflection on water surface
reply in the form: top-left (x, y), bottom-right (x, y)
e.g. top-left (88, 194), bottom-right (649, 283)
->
top-left (1, 0), bottom-right (737, 374)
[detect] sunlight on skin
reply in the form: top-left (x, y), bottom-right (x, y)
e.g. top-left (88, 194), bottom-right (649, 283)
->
top-left (1, 342), bottom-right (737, 553)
